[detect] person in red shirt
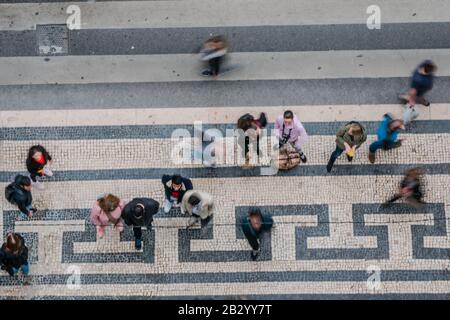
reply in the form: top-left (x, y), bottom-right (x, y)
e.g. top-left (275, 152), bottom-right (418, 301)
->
top-left (26, 145), bottom-right (53, 189)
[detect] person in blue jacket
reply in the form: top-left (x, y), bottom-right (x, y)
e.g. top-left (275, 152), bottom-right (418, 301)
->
top-left (368, 114), bottom-right (405, 164)
top-left (241, 208), bottom-right (274, 261)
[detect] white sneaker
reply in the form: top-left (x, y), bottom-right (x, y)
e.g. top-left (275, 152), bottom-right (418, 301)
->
top-left (32, 180), bottom-right (45, 190)
top-left (43, 166), bottom-right (53, 177)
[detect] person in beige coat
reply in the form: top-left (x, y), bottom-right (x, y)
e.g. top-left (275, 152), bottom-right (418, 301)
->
top-left (181, 190), bottom-right (214, 228)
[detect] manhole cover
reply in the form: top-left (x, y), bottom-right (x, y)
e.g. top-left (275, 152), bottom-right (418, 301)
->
top-left (36, 24), bottom-right (68, 56)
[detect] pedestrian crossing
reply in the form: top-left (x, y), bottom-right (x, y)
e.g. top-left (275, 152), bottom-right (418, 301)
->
top-left (1, 0), bottom-right (450, 299)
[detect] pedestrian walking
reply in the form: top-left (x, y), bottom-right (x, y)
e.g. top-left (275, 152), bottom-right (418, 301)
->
top-left (241, 208), bottom-right (274, 261)
top-left (5, 175), bottom-right (36, 219)
top-left (122, 198), bottom-right (160, 250)
top-left (326, 121), bottom-right (367, 173)
top-left (274, 110), bottom-right (308, 163)
top-left (90, 194), bottom-right (125, 239)
top-left (399, 60), bottom-right (437, 125)
top-left (200, 35), bottom-right (228, 79)
top-left (26, 145), bottom-right (53, 189)
top-left (0, 233), bottom-right (30, 284)
top-left (237, 112), bottom-right (268, 166)
top-left (368, 114), bottom-right (405, 164)
top-left (381, 168), bottom-right (425, 209)
top-left (162, 174), bottom-right (193, 213)
top-left (181, 190), bottom-right (214, 228)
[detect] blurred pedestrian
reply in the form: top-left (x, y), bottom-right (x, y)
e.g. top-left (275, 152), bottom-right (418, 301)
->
top-left (200, 35), bottom-right (228, 79)
top-left (241, 208), bottom-right (273, 261)
top-left (381, 168), bottom-right (425, 209)
top-left (368, 114), bottom-right (405, 163)
top-left (399, 60), bottom-right (437, 125)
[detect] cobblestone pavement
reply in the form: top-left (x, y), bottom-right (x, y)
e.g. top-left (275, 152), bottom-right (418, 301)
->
top-left (1, 0), bottom-right (450, 299)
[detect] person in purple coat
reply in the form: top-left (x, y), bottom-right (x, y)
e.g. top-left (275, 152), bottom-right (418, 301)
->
top-left (274, 110), bottom-right (308, 163)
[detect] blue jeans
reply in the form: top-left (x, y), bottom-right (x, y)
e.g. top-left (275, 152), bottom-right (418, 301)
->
top-left (369, 140), bottom-right (396, 153)
top-left (11, 262), bottom-right (29, 276)
top-left (328, 146), bottom-right (344, 165)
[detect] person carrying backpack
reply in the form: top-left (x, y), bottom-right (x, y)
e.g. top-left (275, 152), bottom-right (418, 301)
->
top-left (237, 112), bottom-right (268, 166)
top-left (5, 175), bottom-right (36, 219)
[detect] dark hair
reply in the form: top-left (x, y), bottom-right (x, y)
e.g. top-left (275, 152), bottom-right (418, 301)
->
top-left (15, 175), bottom-right (31, 187)
top-left (422, 61), bottom-right (437, 74)
top-left (28, 145), bottom-right (42, 158)
top-left (405, 167), bottom-right (422, 179)
top-left (172, 175), bottom-right (182, 185)
top-left (283, 110), bottom-right (294, 119)
top-left (248, 207), bottom-right (262, 218)
top-left (188, 195), bottom-right (201, 206)
top-left (258, 112), bottom-right (268, 128)
top-left (134, 204), bottom-right (144, 218)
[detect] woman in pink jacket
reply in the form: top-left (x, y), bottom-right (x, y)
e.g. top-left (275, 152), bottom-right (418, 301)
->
top-left (90, 194), bottom-right (125, 238)
top-left (274, 110), bottom-right (309, 163)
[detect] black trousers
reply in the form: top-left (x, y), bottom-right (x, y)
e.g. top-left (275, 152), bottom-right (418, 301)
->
top-left (245, 235), bottom-right (260, 251)
top-left (133, 226), bottom-right (142, 240)
top-left (209, 57), bottom-right (222, 75)
top-left (387, 192), bottom-right (423, 204)
top-left (245, 136), bottom-right (260, 156)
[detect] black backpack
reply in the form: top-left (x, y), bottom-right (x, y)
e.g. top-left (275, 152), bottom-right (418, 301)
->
top-left (5, 183), bottom-right (17, 204)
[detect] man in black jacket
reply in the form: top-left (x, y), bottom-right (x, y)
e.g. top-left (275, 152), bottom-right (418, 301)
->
top-left (122, 198), bottom-right (160, 250)
top-left (5, 175), bottom-right (36, 218)
top-left (161, 174), bottom-right (193, 214)
top-left (0, 233), bottom-right (30, 282)
top-left (241, 208), bottom-right (274, 261)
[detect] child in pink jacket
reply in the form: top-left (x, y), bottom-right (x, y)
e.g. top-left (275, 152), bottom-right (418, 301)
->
top-left (90, 194), bottom-right (125, 238)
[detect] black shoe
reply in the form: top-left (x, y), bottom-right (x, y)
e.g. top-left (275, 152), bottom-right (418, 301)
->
top-left (30, 208), bottom-right (37, 213)
top-left (423, 100), bottom-right (430, 107)
top-left (326, 161), bottom-right (333, 173)
top-left (251, 251), bottom-right (259, 261)
top-left (299, 153), bottom-right (307, 163)
top-left (201, 70), bottom-right (213, 76)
